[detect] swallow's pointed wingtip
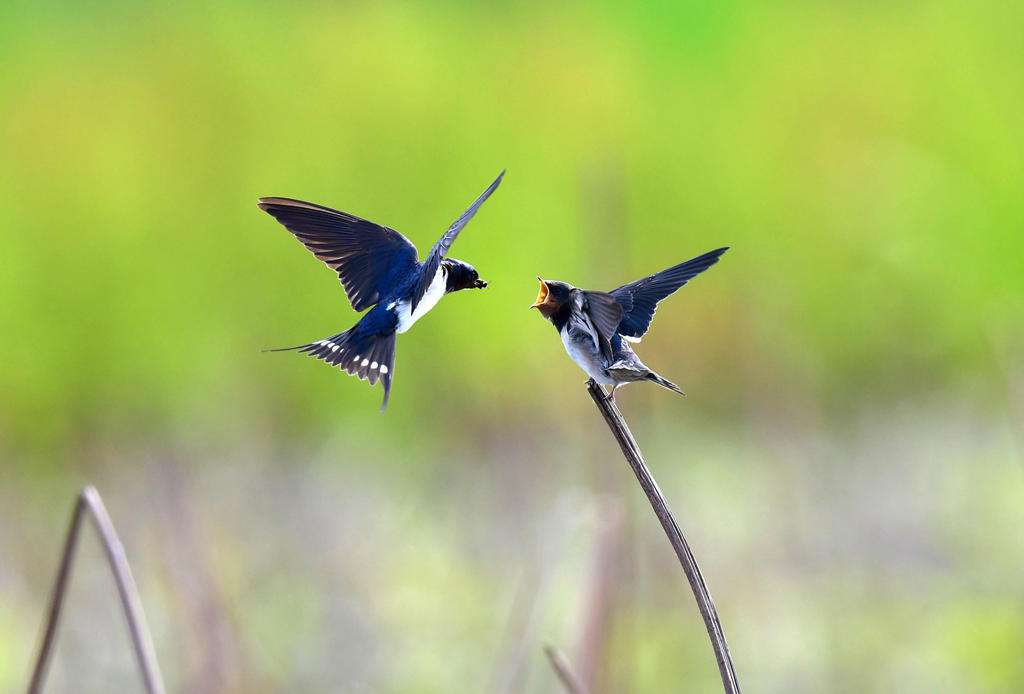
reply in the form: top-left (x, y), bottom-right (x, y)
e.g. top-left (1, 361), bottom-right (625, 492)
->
top-left (704, 246), bottom-right (730, 262)
top-left (468, 169), bottom-right (505, 203)
top-left (257, 196), bottom-right (287, 211)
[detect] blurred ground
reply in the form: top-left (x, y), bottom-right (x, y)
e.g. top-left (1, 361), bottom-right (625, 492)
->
top-left (0, 2), bottom-right (1022, 692)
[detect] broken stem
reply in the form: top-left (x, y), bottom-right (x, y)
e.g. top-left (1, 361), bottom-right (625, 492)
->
top-left (27, 486), bottom-right (166, 694)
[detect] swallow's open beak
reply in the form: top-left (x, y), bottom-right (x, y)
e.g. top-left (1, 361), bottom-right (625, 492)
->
top-left (530, 277), bottom-right (550, 309)
top-left (472, 278), bottom-right (487, 289)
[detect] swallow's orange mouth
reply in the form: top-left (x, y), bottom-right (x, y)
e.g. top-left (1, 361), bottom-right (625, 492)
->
top-left (530, 277), bottom-right (550, 309)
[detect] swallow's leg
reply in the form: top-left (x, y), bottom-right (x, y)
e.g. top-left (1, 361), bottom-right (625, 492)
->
top-left (605, 384), bottom-right (620, 402)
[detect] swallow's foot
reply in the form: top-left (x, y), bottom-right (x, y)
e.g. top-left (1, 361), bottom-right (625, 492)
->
top-left (587, 380), bottom-right (617, 402)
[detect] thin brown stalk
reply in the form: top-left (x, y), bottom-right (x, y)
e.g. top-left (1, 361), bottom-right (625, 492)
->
top-left (27, 486), bottom-right (166, 694)
top-left (586, 380), bottom-right (741, 694)
top-left (544, 645), bottom-right (590, 694)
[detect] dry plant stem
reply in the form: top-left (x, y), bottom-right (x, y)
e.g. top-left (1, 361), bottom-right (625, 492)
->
top-left (586, 380), bottom-right (741, 694)
top-left (544, 645), bottom-right (591, 694)
top-left (27, 486), bottom-right (166, 694)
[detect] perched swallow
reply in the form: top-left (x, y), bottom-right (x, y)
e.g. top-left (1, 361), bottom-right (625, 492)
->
top-left (259, 170), bottom-right (504, 411)
top-left (531, 247), bottom-right (728, 400)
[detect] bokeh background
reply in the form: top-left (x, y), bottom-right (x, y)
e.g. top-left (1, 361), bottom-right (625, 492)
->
top-left (1, 2), bottom-right (1022, 692)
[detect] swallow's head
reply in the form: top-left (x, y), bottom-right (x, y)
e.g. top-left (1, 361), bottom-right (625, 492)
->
top-left (444, 259), bottom-right (487, 291)
top-left (530, 277), bottom-right (572, 319)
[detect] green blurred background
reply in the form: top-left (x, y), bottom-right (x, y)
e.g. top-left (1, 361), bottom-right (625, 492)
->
top-left (1, 1), bottom-right (1022, 692)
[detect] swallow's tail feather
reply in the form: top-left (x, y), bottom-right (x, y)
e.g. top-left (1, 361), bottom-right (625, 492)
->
top-left (646, 371), bottom-right (686, 397)
top-left (267, 323), bottom-right (397, 411)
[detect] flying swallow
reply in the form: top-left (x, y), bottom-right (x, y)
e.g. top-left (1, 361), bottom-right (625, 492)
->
top-left (259, 170), bottom-right (504, 411)
top-left (531, 247), bottom-right (728, 400)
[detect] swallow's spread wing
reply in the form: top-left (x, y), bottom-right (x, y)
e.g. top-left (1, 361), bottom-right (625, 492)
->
top-left (610, 247), bottom-right (728, 340)
top-left (258, 197), bottom-right (419, 312)
top-left (412, 170), bottom-right (504, 312)
top-left (582, 290), bottom-right (624, 361)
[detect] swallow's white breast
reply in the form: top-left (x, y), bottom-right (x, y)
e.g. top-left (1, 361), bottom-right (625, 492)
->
top-left (560, 323), bottom-right (616, 386)
top-left (394, 266), bottom-right (446, 334)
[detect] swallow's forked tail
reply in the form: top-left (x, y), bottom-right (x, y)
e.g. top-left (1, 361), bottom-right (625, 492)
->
top-left (646, 371), bottom-right (686, 397)
top-left (266, 325), bottom-right (397, 411)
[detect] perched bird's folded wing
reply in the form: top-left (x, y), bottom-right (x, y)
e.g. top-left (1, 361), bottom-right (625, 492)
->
top-left (258, 197), bottom-right (419, 312)
top-left (412, 170), bottom-right (504, 312)
top-left (610, 247), bottom-right (729, 340)
top-left (583, 290), bottom-right (624, 361)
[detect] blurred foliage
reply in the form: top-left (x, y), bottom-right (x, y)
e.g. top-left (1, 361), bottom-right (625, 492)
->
top-left (1, 0), bottom-right (1020, 453)
top-left (0, 1), bottom-right (1022, 693)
